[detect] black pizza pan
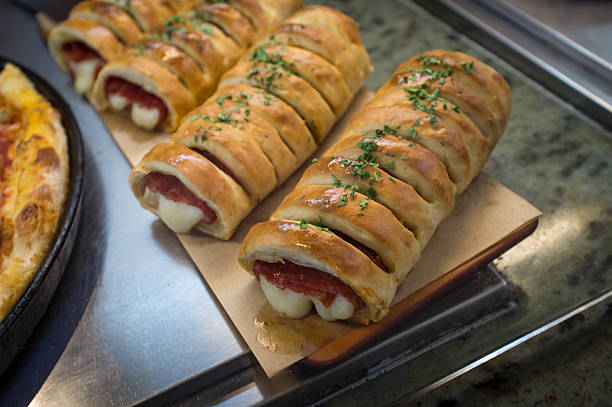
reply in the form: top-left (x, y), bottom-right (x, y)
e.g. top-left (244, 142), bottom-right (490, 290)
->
top-left (0, 57), bottom-right (84, 377)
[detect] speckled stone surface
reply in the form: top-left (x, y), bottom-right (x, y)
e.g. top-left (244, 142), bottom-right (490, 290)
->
top-left (308, 0), bottom-right (612, 404)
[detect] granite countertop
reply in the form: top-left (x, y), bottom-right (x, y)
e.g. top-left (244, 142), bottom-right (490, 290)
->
top-left (314, 0), bottom-right (612, 404)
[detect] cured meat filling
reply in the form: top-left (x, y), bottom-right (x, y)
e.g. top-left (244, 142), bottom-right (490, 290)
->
top-left (331, 229), bottom-right (389, 272)
top-left (104, 77), bottom-right (169, 127)
top-left (191, 148), bottom-right (242, 187)
top-left (61, 42), bottom-right (106, 94)
top-left (61, 41), bottom-right (103, 64)
top-left (141, 172), bottom-right (217, 224)
top-left (253, 260), bottom-right (365, 309)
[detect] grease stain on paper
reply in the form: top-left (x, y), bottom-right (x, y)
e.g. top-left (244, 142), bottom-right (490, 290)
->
top-left (254, 304), bottom-right (341, 354)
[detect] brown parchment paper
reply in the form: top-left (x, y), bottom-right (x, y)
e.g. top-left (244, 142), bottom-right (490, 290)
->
top-left (100, 88), bottom-right (541, 377)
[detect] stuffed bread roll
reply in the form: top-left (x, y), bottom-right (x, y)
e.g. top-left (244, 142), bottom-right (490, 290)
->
top-left (88, 0), bottom-right (302, 131)
top-left (171, 97), bottom-right (293, 197)
top-left (238, 50), bottom-right (512, 324)
top-left (239, 220), bottom-right (398, 324)
top-left (218, 65), bottom-right (335, 143)
top-left (100, 0), bottom-right (178, 31)
top-left (69, 1), bottom-right (144, 44)
top-left (191, 2), bottom-right (256, 48)
top-left (253, 5), bottom-right (372, 95)
top-left (129, 5), bottom-right (371, 239)
top-left (284, 5), bottom-right (372, 86)
top-left (376, 50), bottom-right (511, 149)
top-left (91, 53), bottom-right (196, 131)
top-left (128, 39), bottom-right (213, 102)
top-left (48, 18), bottom-right (124, 94)
top-left (210, 83), bottom-right (315, 163)
top-left (129, 143), bottom-right (253, 239)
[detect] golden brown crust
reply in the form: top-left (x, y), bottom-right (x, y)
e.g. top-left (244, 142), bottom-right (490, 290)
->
top-left (172, 104), bottom-right (277, 199)
top-left (343, 103), bottom-right (475, 192)
top-left (238, 220), bottom-right (397, 324)
top-left (228, 0), bottom-right (302, 31)
top-left (131, 39), bottom-right (213, 102)
top-left (255, 23), bottom-right (364, 95)
top-left (48, 18), bottom-right (124, 71)
top-left (69, 1), bottom-right (144, 44)
top-left (191, 3), bottom-right (256, 48)
top-left (238, 50), bottom-right (511, 324)
top-left (163, 18), bottom-right (243, 82)
top-left (129, 143), bottom-right (253, 239)
top-left (258, 44), bottom-right (352, 116)
top-left (219, 57), bottom-right (336, 143)
top-left (175, 97), bottom-right (296, 184)
top-left (97, 0), bottom-right (164, 32)
top-left (0, 64), bottom-right (69, 321)
top-left (210, 84), bottom-right (315, 163)
top-left (298, 156), bottom-right (438, 246)
top-left (327, 134), bottom-right (456, 217)
top-left (91, 53), bottom-right (197, 132)
top-left (378, 50), bottom-right (511, 149)
top-left (285, 5), bottom-right (373, 82)
top-left (271, 185), bottom-right (421, 281)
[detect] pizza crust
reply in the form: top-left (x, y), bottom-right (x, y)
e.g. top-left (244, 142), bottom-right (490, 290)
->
top-left (0, 64), bottom-right (69, 321)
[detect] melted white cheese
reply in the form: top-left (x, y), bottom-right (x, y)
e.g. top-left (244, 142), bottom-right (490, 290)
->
top-left (311, 295), bottom-right (355, 321)
top-left (259, 273), bottom-right (356, 321)
top-left (260, 275), bottom-right (312, 318)
top-left (144, 189), bottom-right (203, 233)
top-left (131, 104), bottom-right (160, 130)
top-left (70, 59), bottom-right (100, 94)
top-left (108, 93), bottom-right (129, 111)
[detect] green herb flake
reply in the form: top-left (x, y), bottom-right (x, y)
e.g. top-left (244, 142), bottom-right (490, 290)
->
top-left (359, 199), bottom-right (370, 210)
top-left (299, 218), bottom-right (308, 229)
top-left (461, 61), bottom-right (474, 74)
top-left (330, 174), bottom-right (342, 187)
top-left (312, 158), bottom-right (319, 163)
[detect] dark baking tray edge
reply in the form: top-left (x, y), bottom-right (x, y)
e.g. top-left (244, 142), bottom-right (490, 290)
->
top-left (0, 57), bottom-right (85, 377)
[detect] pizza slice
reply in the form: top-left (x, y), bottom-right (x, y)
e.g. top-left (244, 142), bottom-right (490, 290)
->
top-left (0, 63), bottom-right (69, 321)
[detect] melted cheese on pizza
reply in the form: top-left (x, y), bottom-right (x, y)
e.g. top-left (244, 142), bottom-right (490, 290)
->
top-left (0, 64), bottom-right (69, 321)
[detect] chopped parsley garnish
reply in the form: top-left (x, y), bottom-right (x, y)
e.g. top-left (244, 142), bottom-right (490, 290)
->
top-left (331, 174), bottom-right (342, 187)
top-left (299, 218), bottom-right (308, 229)
top-left (337, 194), bottom-right (348, 208)
top-left (461, 61), bottom-right (474, 74)
top-left (359, 199), bottom-right (370, 210)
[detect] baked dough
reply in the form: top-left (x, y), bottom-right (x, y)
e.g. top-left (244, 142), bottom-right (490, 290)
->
top-left (238, 50), bottom-right (512, 324)
top-left (130, 5), bottom-right (370, 239)
top-left (91, 53), bottom-right (197, 131)
top-left (69, 1), bottom-right (144, 44)
top-left (129, 143), bottom-right (253, 239)
top-left (48, 18), bottom-right (124, 94)
top-left (0, 64), bottom-right (69, 321)
top-left (129, 38), bottom-right (213, 102)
